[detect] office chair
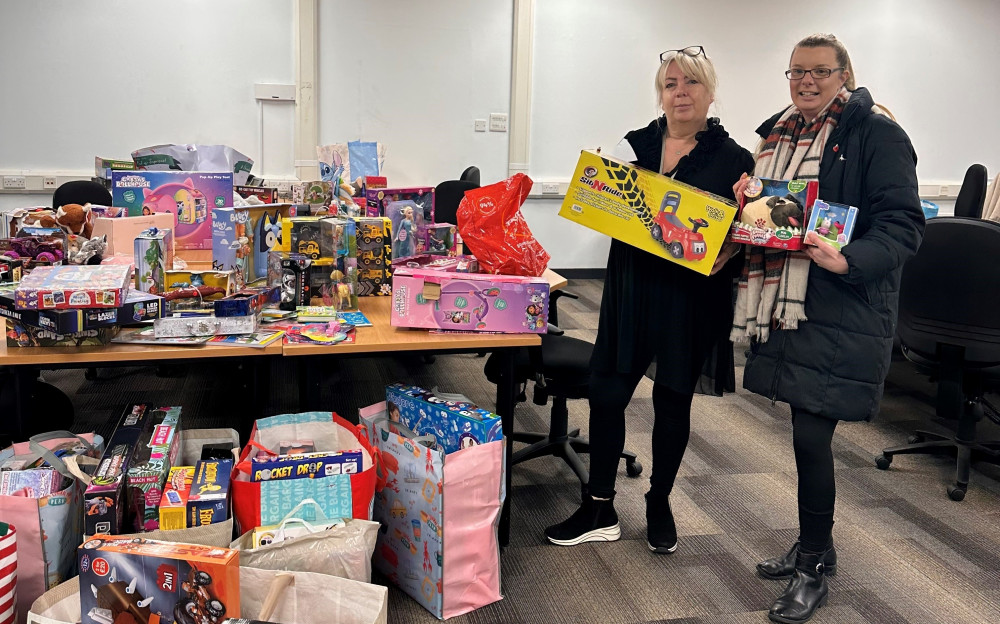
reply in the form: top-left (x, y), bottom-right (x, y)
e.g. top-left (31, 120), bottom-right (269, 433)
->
top-left (483, 291), bottom-right (642, 486)
top-left (876, 217), bottom-right (1000, 501)
top-left (433, 178), bottom-right (478, 226)
top-left (52, 179), bottom-right (112, 209)
top-left (460, 166), bottom-right (481, 187)
top-left (953, 164), bottom-right (988, 219)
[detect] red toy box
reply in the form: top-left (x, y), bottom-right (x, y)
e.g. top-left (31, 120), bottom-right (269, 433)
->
top-left (730, 178), bottom-right (819, 250)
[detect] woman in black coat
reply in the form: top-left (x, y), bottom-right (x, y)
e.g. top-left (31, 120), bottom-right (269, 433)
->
top-left (544, 47), bottom-right (753, 553)
top-left (733, 34), bottom-right (924, 623)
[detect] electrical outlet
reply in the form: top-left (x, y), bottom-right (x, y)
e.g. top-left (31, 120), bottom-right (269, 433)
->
top-left (2, 176), bottom-right (26, 190)
top-left (43, 176), bottom-right (57, 189)
top-left (489, 113), bottom-right (508, 132)
top-left (474, 119), bottom-right (487, 132)
top-left (541, 182), bottom-right (560, 194)
top-left (938, 185), bottom-right (950, 197)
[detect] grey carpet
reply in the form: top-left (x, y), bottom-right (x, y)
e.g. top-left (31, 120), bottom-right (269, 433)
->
top-left (43, 278), bottom-right (1000, 624)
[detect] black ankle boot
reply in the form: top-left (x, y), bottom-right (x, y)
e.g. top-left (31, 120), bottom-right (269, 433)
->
top-left (767, 549), bottom-right (829, 624)
top-left (544, 494), bottom-right (620, 546)
top-left (758, 541), bottom-right (837, 580)
top-left (645, 491), bottom-right (677, 554)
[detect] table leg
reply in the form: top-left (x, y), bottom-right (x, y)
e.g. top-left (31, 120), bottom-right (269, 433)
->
top-left (493, 349), bottom-right (516, 548)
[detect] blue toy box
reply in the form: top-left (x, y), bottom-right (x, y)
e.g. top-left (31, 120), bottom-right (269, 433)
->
top-left (385, 383), bottom-right (503, 453)
top-left (187, 459), bottom-right (232, 527)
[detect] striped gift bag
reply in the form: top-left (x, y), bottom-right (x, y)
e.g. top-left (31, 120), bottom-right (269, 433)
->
top-left (0, 523), bottom-right (15, 624)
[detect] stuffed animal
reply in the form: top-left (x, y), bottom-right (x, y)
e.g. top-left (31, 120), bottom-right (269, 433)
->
top-left (740, 194), bottom-right (804, 231)
top-left (70, 234), bottom-right (106, 265)
top-left (17, 208), bottom-right (58, 230)
top-left (55, 203), bottom-right (95, 238)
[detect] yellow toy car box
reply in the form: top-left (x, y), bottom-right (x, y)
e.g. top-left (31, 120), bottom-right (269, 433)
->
top-left (559, 150), bottom-right (737, 276)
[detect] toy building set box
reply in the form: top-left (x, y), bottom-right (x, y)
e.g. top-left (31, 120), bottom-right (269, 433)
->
top-left (731, 177), bottom-right (819, 250)
top-left (14, 264), bottom-right (132, 310)
top-left (390, 267), bottom-right (549, 333)
top-left (559, 150), bottom-right (738, 276)
top-left (353, 216), bottom-right (393, 296)
top-left (78, 536), bottom-right (240, 624)
top-left (110, 170), bottom-right (235, 250)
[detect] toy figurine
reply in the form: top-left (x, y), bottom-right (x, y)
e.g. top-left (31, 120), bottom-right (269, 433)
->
top-left (72, 234), bottom-right (107, 265)
top-left (394, 206), bottom-right (417, 259)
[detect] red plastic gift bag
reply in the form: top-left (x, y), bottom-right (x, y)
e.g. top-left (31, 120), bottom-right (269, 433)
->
top-left (456, 173), bottom-right (550, 276)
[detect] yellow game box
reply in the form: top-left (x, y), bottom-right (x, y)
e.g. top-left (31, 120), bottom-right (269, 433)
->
top-left (559, 150), bottom-right (738, 276)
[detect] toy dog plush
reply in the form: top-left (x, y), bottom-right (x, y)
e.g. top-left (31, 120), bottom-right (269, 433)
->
top-left (740, 194), bottom-right (804, 231)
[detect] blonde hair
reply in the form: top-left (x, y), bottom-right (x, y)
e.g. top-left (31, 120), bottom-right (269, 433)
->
top-left (793, 33), bottom-right (856, 90)
top-left (655, 50), bottom-right (718, 109)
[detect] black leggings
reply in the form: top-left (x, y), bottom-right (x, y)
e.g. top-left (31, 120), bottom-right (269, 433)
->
top-left (587, 369), bottom-right (694, 499)
top-left (791, 407), bottom-right (839, 554)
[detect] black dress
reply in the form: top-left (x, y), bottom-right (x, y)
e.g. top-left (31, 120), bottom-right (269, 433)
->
top-left (590, 117), bottom-right (755, 395)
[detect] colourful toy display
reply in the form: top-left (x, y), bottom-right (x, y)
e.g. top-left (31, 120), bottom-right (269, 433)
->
top-left (390, 267), bottom-right (549, 333)
top-left (805, 199), bottom-right (859, 251)
top-left (365, 187), bottom-right (434, 256)
top-left (127, 406), bottom-right (183, 532)
top-left (385, 383), bottom-right (503, 453)
top-left (559, 150), bottom-right (738, 276)
top-left (134, 227), bottom-right (174, 295)
top-left (0, 290), bottom-right (163, 335)
top-left (731, 177), bottom-right (819, 250)
top-left (111, 170), bottom-right (235, 250)
top-left (85, 404), bottom-right (155, 535)
top-left (14, 264), bottom-right (131, 310)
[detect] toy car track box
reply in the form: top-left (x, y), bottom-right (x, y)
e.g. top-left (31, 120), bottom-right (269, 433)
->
top-left (135, 227), bottom-right (175, 295)
top-left (5, 318), bottom-right (120, 347)
top-left (804, 199), bottom-right (859, 252)
top-left (127, 406), bottom-right (183, 532)
top-left (187, 459), bottom-right (233, 527)
top-left (159, 466), bottom-right (195, 531)
top-left (0, 290), bottom-right (163, 335)
top-left (386, 383), bottom-right (503, 453)
top-left (731, 177), bottom-right (819, 250)
top-left (391, 267), bottom-right (549, 333)
top-left (250, 450), bottom-right (364, 482)
top-left (85, 404), bottom-right (155, 535)
top-left (14, 263), bottom-right (131, 310)
top-left (111, 170), bottom-right (235, 250)
top-left (78, 536), bottom-right (240, 624)
top-left (352, 216), bottom-right (393, 296)
top-left (92, 212), bottom-right (175, 257)
top-left (559, 150), bottom-right (738, 276)
top-left (425, 223), bottom-right (457, 256)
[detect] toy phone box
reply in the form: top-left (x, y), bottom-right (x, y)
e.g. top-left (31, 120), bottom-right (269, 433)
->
top-left (390, 267), bottom-right (548, 333)
top-left (127, 406), bottom-right (183, 532)
top-left (187, 459), bottom-right (233, 527)
top-left (14, 264), bottom-right (131, 310)
top-left (92, 213), bottom-right (175, 257)
top-left (249, 450), bottom-right (363, 482)
top-left (352, 216), bottom-right (393, 296)
top-left (134, 227), bottom-right (175, 295)
top-left (425, 223), bottom-right (457, 256)
top-left (85, 405), bottom-right (155, 535)
top-left (159, 466), bottom-right (195, 531)
top-left (385, 383), bottom-right (503, 453)
top-left (731, 178), bottom-right (819, 250)
top-left (77, 536), bottom-right (240, 624)
top-left (559, 150), bottom-right (737, 276)
top-left (805, 199), bottom-right (859, 251)
top-left (110, 170), bottom-right (235, 250)
top-left (5, 318), bottom-right (119, 347)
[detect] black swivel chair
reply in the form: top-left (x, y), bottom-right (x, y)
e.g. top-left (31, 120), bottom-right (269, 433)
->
top-left (52, 179), bottom-right (113, 209)
top-left (876, 217), bottom-right (1000, 500)
top-left (460, 166), bottom-right (481, 187)
top-left (433, 178), bottom-right (478, 226)
top-left (953, 164), bottom-right (988, 218)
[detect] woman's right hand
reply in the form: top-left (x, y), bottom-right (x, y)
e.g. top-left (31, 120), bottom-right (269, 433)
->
top-left (732, 172), bottom-right (750, 201)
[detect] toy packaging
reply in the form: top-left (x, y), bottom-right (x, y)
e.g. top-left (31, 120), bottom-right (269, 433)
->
top-left (92, 212), bottom-right (175, 257)
top-left (212, 207), bottom-right (253, 287)
top-left (127, 406), bottom-right (183, 532)
top-left (278, 216), bottom-right (326, 258)
top-left (213, 286), bottom-right (277, 317)
top-left (14, 264), bottom-right (131, 310)
top-left (187, 459), bottom-right (233, 527)
top-left (0, 468), bottom-right (63, 497)
top-left (78, 536), bottom-right (240, 624)
top-left (5, 318), bottom-right (120, 347)
top-left (805, 199), bottom-right (859, 251)
top-left (134, 227), bottom-right (174, 295)
top-left (352, 216), bottom-right (392, 296)
top-left (154, 313), bottom-right (258, 338)
top-left (0, 289), bottom-right (163, 335)
top-left (425, 223), bottom-right (457, 256)
top-left (291, 180), bottom-right (333, 207)
top-left (250, 516), bottom-right (343, 548)
top-left (85, 405), bottom-right (155, 535)
top-left (246, 204), bottom-right (304, 283)
top-left (560, 150), bottom-right (738, 275)
top-left (385, 200), bottom-right (425, 260)
top-left (159, 466), bottom-right (195, 531)
top-left (731, 177), bottom-right (819, 250)
top-left (250, 450), bottom-right (363, 482)
top-left (162, 270), bottom-right (236, 313)
top-left (270, 252), bottom-right (317, 311)
top-left (390, 267), bottom-right (549, 333)
top-left (235, 185), bottom-right (277, 204)
top-left (385, 383), bottom-right (503, 453)
top-left (0, 233), bottom-right (66, 270)
top-left (95, 156), bottom-right (136, 180)
top-left (392, 254), bottom-right (479, 273)
top-left (0, 256), bottom-right (23, 283)
top-left (111, 170), bottom-right (235, 250)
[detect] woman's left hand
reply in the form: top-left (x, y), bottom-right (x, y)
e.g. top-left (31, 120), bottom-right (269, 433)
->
top-left (802, 231), bottom-right (849, 274)
top-left (710, 242), bottom-right (741, 275)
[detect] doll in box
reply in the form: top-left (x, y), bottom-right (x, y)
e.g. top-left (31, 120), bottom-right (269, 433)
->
top-left (392, 205), bottom-right (418, 259)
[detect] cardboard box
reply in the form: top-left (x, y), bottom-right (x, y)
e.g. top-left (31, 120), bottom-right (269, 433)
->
top-left (5, 319), bottom-right (119, 347)
top-left (390, 267), bottom-right (548, 333)
top-left (187, 459), bottom-right (233, 527)
top-left (92, 213), bottom-right (175, 257)
top-left (159, 466), bottom-right (195, 531)
top-left (14, 264), bottom-right (131, 310)
top-left (250, 450), bottom-right (363, 482)
top-left (213, 286), bottom-right (277, 317)
top-left (0, 257), bottom-right (23, 283)
top-left (110, 170), bottom-right (235, 250)
top-left (386, 384), bottom-right (503, 453)
top-left (391, 254), bottom-right (479, 273)
top-left (731, 177), bottom-right (818, 250)
top-left (0, 289), bottom-right (163, 335)
top-left (559, 150), bottom-right (738, 276)
top-left (235, 185), bottom-right (277, 204)
top-left (85, 405), bottom-right (154, 535)
top-left (352, 216), bottom-right (393, 296)
top-left (425, 223), bottom-right (457, 256)
top-left (163, 270), bottom-right (236, 312)
top-left (134, 227), bottom-right (174, 295)
top-left (127, 406), bottom-right (183, 531)
top-left (292, 180), bottom-right (333, 207)
top-left (94, 156), bottom-right (135, 179)
top-left (804, 199), bottom-right (859, 252)
top-left (212, 207), bottom-right (253, 287)
top-left (78, 536), bottom-right (239, 624)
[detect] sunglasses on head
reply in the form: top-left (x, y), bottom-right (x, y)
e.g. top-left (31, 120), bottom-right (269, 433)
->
top-left (660, 46), bottom-right (705, 62)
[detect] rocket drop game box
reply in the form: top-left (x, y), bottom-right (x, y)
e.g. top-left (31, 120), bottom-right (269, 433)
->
top-left (78, 536), bottom-right (240, 624)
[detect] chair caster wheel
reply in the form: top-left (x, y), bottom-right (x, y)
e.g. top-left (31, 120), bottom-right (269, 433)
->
top-left (84, 368), bottom-right (97, 381)
top-left (947, 485), bottom-right (966, 501)
top-left (875, 454), bottom-right (892, 470)
top-left (907, 434), bottom-right (924, 444)
top-left (625, 459), bottom-right (643, 478)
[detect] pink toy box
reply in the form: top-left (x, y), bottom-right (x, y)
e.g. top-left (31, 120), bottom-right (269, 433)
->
top-left (15, 264), bottom-right (132, 310)
top-left (390, 267), bottom-right (549, 333)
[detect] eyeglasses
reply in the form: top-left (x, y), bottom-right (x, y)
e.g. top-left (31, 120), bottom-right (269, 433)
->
top-left (660, 46), bottom-right (705, 62)
top-left (785, 67), bottom-right (845, 80)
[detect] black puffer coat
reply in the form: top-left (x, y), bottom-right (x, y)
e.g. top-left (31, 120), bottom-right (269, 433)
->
top-left (742, 88), bottom-right (925, 421)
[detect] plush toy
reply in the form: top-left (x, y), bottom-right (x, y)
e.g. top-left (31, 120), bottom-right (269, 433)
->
top-left (55, 203), bottom-right (95, 238)
top-left (70, 234), bottom-right (106, 265)
top-left (18, 208), bottom-right (58, 230)
top-left (740, 194), bottom-right (804, 231)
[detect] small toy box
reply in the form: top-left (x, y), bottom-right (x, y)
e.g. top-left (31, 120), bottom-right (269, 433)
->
top-left (250, 450), bottom-right (363, 482)
top-left (235, 185), bottom-right (277, 204)
top-left (95, 156), bottom-right (136, 179)
top-left (292, 180), bottom-right (333, 207)
top-left (92, 213), bottom-right (175, 257)
top-left (163, 270), bottom-right (237, 312)
top-left (425, 223), bottom-right (457, 256)
top-left (187, 459), bottom-right (233, 527)
top-left (213, 286), bottom-right (277, 317)
top-left (391, 254), bottom-right (479, 273)
top-left (212, 207), bottom-right (253, 287)
top-left (559, 150), bottom-right (738, 276)
top-left (5, 318), bottom-right (119, 347)
top-left (159, 466), bottom-right (195, 531)
top-left (386, 383), bottom-right (503, 453)
top-left (14, 264), bottom-right (131, 310)
top-left (0, 290), bottom-right (163, 335)
top-left (78, 536), bottom-right (240, 624)
top-left (85, 404), bottom-right (155, 535)
top-left (731, 177), bottom-right (819, 250)
top-left (390, 267), bottom-right (549, 333)
top-left (804, 199), bottom-right (859, 251)
top-left (127, 406), bottom-right (183, 532)
top-left (111, 170), bottom-right (235, 250)
top-left (352, 216), bottom-right (393, 296)
top-left (0, 256), bottom-right (22, 283)
top-left (134, 227), bottom-right (174, 295)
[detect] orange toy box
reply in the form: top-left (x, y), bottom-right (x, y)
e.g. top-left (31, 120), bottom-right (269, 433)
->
top-left (730, 177), bottom-right (819, 250)
top-left (78, 536), bottom-right (239, 624)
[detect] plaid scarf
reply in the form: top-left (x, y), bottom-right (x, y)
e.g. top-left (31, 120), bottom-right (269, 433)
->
top-left (731, 87), bottom-right (850, 343)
